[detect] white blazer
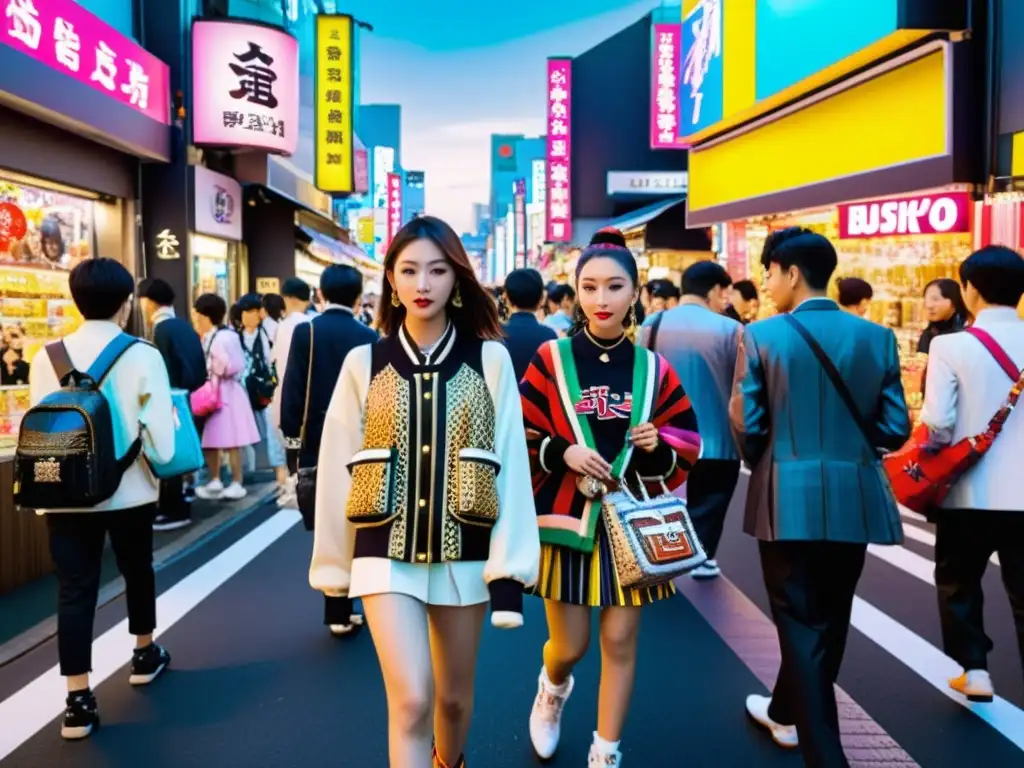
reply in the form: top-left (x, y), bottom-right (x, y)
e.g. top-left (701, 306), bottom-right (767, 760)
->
top-left (920, 307), bottom-right (1024, 511)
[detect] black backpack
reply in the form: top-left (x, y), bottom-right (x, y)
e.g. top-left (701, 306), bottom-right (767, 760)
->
top-left (14, 333), bottom-right (143, 510)
top-left (243, 327), bottom-right (277, 412)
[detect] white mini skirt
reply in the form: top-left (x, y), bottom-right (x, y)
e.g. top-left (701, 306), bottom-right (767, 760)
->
top-left (349, 557), bottom-right (490, 607)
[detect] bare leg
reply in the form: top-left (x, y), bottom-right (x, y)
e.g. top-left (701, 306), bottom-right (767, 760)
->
top-left (542, 601), bottom-right (591, 685)
top-left (203, 449), bottom-right (220, 480)
top-left (428, 603), bottom-right (487, 766)
top-left (228, 449), bottom-right (244, 485)
top-left (596, 606), bottom-right (642, 742)
top-left (364, 593), bottom-right (434, 768)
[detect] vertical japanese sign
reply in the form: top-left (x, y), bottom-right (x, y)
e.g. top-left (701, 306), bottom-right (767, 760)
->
top-left (314, 15), bottom-right (354, 193)
top-left (386, 172), bottom-right (403, 249)
top-left (545, 58), bottom-right (572, 243)
top-left (650, 24), bottom-right (682, 149)
top-left (192, 20), bottom-right (299, 155)
top-left (513, 179), bottom-right (526, 268)
top-left (531, 159), bottom-right (546, 206)
top-left (2, 0), bottom-right (170, 123)
top-left (680, 0), bottom-right (723, 137)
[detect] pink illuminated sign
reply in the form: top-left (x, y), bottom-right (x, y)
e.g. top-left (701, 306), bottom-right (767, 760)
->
top-left (650, 24), bottom-right (681, 149)
top-left (546, 58), bottom-right (572, 243)
top-left (192, 20), bottom-right (300, 155)
top-left (838, 192), bottom-right (972, 239)
top-left (2, 0), bottom-right (170, 124)
top-left (386, 172), bottom-right (403, 248)
top-left (354, 148), bottom-right (369, 194)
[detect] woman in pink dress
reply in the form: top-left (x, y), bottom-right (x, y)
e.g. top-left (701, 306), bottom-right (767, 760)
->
top-left (192, 293), bottom-right (259, 501)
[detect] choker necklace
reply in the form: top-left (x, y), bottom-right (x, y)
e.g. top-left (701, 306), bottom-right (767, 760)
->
top-left (584, 328), bottom-right (626, 363)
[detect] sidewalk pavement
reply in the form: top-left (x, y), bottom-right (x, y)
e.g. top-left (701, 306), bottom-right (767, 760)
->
top-left (0, 477), bottom-right (279, 667)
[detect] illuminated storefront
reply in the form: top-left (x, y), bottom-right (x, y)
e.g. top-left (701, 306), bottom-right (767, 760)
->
top-left (683, 2), bottom-right (973, 422)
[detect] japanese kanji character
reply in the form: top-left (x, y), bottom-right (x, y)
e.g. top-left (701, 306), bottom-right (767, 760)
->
top-left (122, 59), bottom-right (149, 109)
top-left (90, 41), bottom-right (117, 91)
top-left (6, 0), bottom-right (40, 50)
top-left (229, 43), bottom-right (278, 109)
top-left (53, 17), bottom-right (79, 71)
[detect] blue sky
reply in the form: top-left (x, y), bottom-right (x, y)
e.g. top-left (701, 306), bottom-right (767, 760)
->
top-left (347, 0), bottom-right (664, 232)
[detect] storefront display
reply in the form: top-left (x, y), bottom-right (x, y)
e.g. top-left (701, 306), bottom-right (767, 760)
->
top-left (191, 234), bottom-right (240, 305)
top-left (737, 188), bottom-right (975, 423)
top-left (0, 176), bottom-right (94, 454)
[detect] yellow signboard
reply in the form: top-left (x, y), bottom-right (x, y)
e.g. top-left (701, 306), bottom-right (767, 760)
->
top-left (255, 277), bottom-right (281, 295)
top-left (315, 14), bottom-right (354, 193)
top-left (357, 216), bottom-right (374, 245)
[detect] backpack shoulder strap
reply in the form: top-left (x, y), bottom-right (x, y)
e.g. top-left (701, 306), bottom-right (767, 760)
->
top-left (965, 327), bottom-right (1021, 381)
top-left (647, 311), bottom-right (665, 352)
top-left (45, 341), bottom-right (74, 383)
top-left (87, 333), bottom-right (140, 387)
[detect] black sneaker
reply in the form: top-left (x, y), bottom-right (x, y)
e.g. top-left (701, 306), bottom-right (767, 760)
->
top-left (153, 514), bottom-right (192, 532)
top-left (129, 643), bottom-right (170, 686)
top-left (62, 689), bottom-right (99, 740)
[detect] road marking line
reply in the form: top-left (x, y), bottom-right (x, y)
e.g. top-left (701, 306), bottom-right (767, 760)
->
top-left (852, 597), bottom-right (1024, 752)
top-left (0, 509), bottom-right (301, 760)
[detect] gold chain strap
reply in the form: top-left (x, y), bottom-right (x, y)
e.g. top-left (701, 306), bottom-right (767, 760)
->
top-left (299, 321), bottom-right (314, 446)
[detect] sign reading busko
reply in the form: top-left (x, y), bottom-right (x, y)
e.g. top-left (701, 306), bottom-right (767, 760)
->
top-left (545, 58), bottom-right (572, 243)
top-left (192, 20), bottom-right (299, 155)
top-left (838, 192), bottom-right (971, 239)
top-left (3, 0), bottom-right (170, 123)
top-left (314, 15), bottom-right (355, 193)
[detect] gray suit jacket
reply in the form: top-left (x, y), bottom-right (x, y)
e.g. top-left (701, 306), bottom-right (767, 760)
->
top-left (641, 302), bottom-right (741, 460)
top-left (730, 298), bottom-right (911, 544)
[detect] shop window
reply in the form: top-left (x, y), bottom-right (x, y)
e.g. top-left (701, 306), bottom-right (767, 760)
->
top-left (191, 233), bottom-right (239, 307)
top-left (0, 176), bottom-right (99, 456)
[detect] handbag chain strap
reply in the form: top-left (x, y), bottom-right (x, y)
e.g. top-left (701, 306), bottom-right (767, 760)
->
top-left (299, 322), bottom-right (314, 447)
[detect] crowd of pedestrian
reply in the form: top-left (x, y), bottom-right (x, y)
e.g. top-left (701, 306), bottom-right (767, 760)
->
top-left (15, 216), bottom-right (1024, 768)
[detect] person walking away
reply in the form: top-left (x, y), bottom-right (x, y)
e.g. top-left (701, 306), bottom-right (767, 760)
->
top-left (730, 228), bottom-right (910, 766)
top-left (521, 241), bottom-right (701, 767)
top-left (837, 277), bottom-right (874, 318)
top-left (918, 246), bottom-right (1024, 702)
top-left (238, 293), bottom-right (288, 491)
top-left (310, 217), bottom-right (540, 768)
top-left (726, 279), bottom-right (759, 324)
top-left (193, 293), bottom-right (259, 500)
top-left (137, 277), bottom-right (207, 530)
top-left (281, 265), bottom-right (377, 636)
top-left (261, 292), bottom-right (284, 343)
top-left (641, 261), bottom-right (741, 579)
top-left (502, 268), bottom-right (557, 382)
top-left (543, 284), bottom-right (575, 336)
top-left (27, 259), bottom-right (176, 739)
top-left (269, 277), bottom-right (311, 477)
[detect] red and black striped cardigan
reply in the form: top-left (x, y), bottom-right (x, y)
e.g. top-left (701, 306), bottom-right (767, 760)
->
top-left (519, 338), bottom-right (702, 552)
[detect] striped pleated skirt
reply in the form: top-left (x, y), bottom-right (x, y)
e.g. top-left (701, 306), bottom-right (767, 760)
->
top-left (530, 519), bottom-right (675, 607)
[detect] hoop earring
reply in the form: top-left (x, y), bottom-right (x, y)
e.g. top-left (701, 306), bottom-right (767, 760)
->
top-left (625, 305), bottom-right (638, 342)
top-left (451, 285), bottom-right (463, 308)
top-left (390, 291), bottom-right (400, 307)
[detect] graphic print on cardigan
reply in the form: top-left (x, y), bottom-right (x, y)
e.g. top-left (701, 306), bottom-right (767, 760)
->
top-left (520, 338), bottom-right (702, 552)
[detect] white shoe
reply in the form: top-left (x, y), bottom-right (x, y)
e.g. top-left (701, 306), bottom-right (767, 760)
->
top-left (950, 669), bottom-right (994, 702)
top-left (588, 741), bottom-right (622, 766)
top-left (691, 560), bottom-right (721, 579)
top-left (529, 667), bottom-right (573, 759)
top-left (194, 479), bottom-right (224, 500)
top-left (745, 694), bottom-right (799, 749)
top-left (220, 482), bottom-right (247, 501)
top-left (328, 615), bottom-right (365, 636)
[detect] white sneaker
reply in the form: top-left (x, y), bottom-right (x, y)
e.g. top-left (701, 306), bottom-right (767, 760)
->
top-left (220, 482), bottom-right (247, 501)
top-left (950, 669), bottom-right (994, 702)
top-left (329, 615), bottom-right (365, 636)
top-left (588, 741), bottom-right (622, 766)
top-left (194, 479), bottom-right (224, 500)
top-left (529, 667), bottom-right (573, 759)
top-left (745, 694), bottom-right (799, 749)
top-left (691, 560), bottom-right (721, 579)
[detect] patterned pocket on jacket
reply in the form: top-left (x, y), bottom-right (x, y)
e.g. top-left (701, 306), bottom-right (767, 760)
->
top-left (451, 448), bottom-right (501, 527)
top-left (346, 447), bottom-right (399, 527)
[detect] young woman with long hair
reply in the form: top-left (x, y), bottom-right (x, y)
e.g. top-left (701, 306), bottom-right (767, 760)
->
top-left (519, 240), bottom-right (702, 767)
top-left (310, 215), bottom-right (540, 768)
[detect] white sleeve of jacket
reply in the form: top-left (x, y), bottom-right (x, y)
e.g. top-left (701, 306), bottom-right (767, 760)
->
top-left (309, 344), bottom-right (371, 597)
top-left (481, 341), bottom-right (541, 591)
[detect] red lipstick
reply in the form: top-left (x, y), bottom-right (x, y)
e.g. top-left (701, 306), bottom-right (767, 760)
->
top-left (413, 298), bottom-right (433, 308)
top-left (594, 311), bottom-right (613, 320)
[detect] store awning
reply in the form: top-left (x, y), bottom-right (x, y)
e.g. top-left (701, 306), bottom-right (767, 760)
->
top-left (607, 197), bottom-right (687, 235)
top-left (295, 225), bottom-right (382, 272)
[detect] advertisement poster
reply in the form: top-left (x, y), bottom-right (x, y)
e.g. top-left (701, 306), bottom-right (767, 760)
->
top-left (314, 15), bottom-right (354, 193)
top-left (545, 58), bottom-right (572, 243)
top-left (680, 0), bottom-right (723, 137)
top-left (651, 24), bottom-right (682, 149)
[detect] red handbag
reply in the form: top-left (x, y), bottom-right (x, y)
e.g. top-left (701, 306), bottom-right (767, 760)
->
top-left (884, 327), bottom-right (1023, 513)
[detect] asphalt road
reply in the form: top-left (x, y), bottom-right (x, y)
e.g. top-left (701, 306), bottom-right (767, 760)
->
top-left (0, 478), bottom-right (1021, 767)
